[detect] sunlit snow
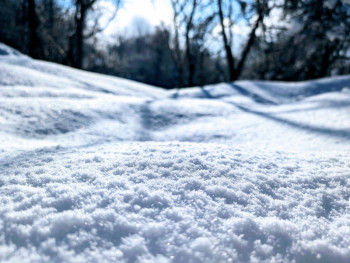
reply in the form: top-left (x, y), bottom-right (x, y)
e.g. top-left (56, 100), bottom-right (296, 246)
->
top-left (0, 43), bottom-right (349, 262)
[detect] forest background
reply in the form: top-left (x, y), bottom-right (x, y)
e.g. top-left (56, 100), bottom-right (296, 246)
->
top-left (1, 0), bottom-right (349, 89)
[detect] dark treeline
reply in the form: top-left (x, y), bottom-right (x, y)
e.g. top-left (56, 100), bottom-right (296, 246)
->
top-left (1, 0), bottom-right (349, 88)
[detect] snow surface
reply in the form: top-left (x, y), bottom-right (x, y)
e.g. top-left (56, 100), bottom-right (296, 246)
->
top-left (0, 43), bottom-right (350, 262)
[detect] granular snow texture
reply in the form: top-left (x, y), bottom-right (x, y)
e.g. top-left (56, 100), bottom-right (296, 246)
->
top-left (1, 143), bottom-right (350, 262)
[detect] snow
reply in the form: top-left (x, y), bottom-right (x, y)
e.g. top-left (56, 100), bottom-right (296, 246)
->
top-left (0, 43), bottom-right (350, 262)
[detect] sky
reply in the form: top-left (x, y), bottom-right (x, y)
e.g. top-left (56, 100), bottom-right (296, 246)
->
top-left (57, 0), bottom-right (173, 40)
top-left (93, 0), bottom-right (251, 54)
top-left (60, 0), bottom-right (282, 54)
top-left (96, 0), bottom-right (173, 39)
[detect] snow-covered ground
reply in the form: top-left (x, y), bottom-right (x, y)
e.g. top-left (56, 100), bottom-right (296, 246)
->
top-left (0, 43), bottom-right (349, 262)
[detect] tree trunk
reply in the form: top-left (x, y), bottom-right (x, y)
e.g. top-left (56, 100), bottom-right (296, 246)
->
top-left (74, 0), bottom-right (96, 69)
top-left (234, 5), bottom-right (264, 80)
top-left (185, 32), bottom-right (195, 87)
top-left (185, 0), bottom-right (197, 87)
top-left (27, 0), bottom-right (41, 58)
top-left (170, 1), bottom-right (185, 88)
top-left (75, 0), bottom-right (85, 69)
top-left (48, 0), bottom-right (54, 31)
top-left (173, 24), bottom-right (184, 88)
top-left (217, 0), bottom-right (235, 81)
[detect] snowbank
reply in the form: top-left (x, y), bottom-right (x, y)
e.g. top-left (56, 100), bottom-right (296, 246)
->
top-left (0, 44), bottom-right (349, 262)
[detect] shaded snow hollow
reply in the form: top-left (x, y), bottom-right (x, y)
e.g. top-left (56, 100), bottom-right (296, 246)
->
top-left (0, 43), bottom-right (350, 262)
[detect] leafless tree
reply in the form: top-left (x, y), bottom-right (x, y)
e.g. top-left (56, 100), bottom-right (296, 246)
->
top-left (217, 0), bottom-right (269, 81)
top-left (68, 0), bottom-right (121, 69)
top-left (169, 0), bottom-right (215, 87)
top-left (27, 0), bottom-right (43, 58)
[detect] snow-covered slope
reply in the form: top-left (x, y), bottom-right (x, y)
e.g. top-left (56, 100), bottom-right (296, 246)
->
top-left (0, 43), bottom-right (349, 262)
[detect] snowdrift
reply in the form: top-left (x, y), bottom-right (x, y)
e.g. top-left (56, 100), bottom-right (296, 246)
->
top-left (0, 43), bottom-right (350, 262)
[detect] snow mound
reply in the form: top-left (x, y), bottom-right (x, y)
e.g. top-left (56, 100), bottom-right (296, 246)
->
top-left (1, 143), bottom-right (349, 263)
top-left (0, 43), bottom-right (25, 57)
top-left (0, 45), bottom-right (165, 98)
top-left (171, 76), bottom-right (350, 104)
top-left (1, 43), bottom-right (350, 262)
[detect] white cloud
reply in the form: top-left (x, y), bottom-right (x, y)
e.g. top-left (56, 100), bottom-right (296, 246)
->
top-left (97, 0), bottom-right (173, 39)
